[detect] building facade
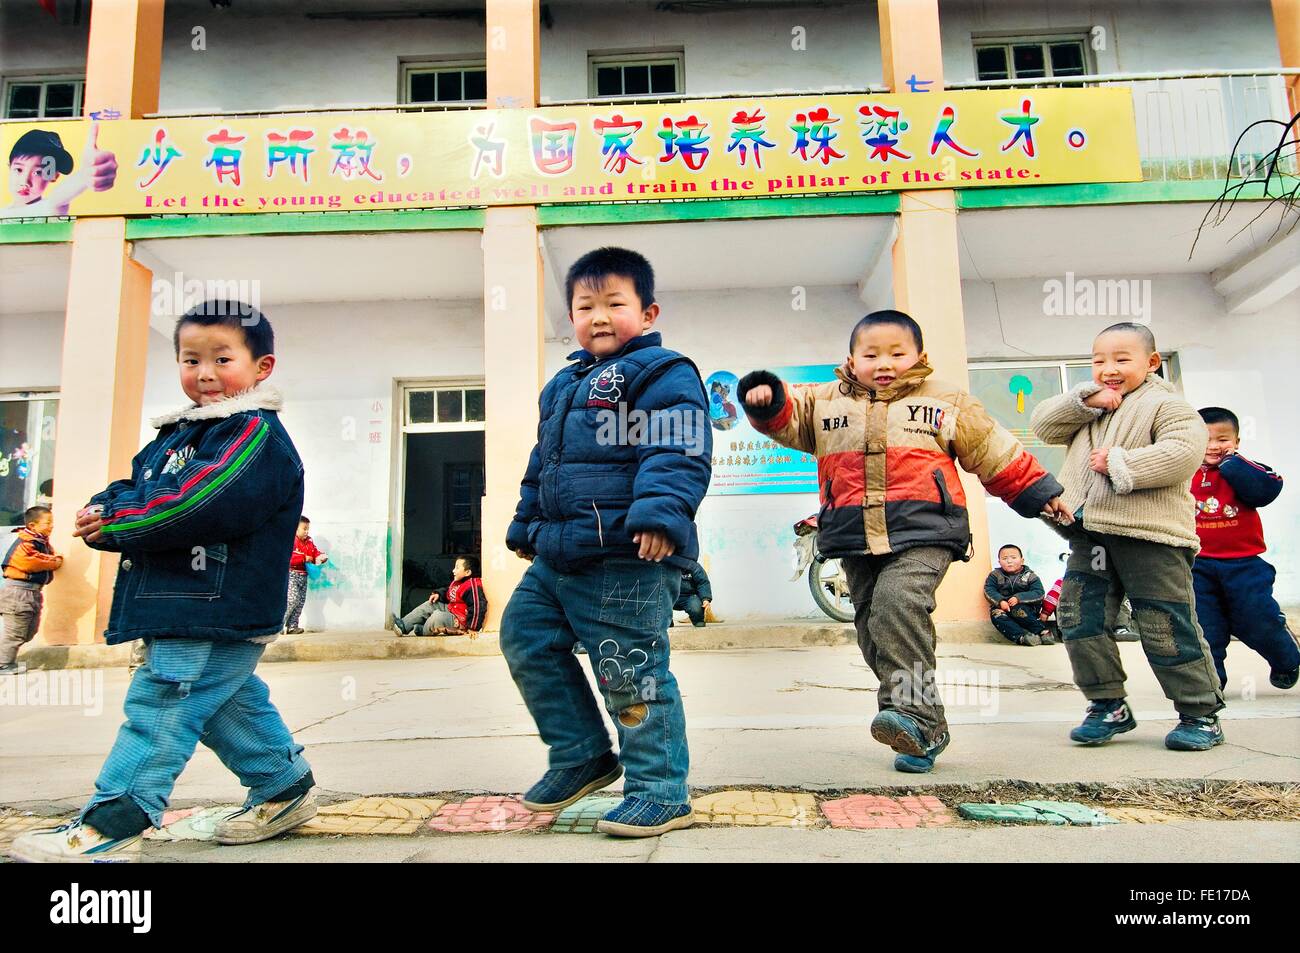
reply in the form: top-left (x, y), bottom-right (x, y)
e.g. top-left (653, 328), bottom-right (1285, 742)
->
top-left (1, 0), bottom-right (1297, 642)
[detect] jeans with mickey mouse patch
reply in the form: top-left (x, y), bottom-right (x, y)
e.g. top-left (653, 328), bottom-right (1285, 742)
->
top-left (501, 556), bottom-right (688, 805)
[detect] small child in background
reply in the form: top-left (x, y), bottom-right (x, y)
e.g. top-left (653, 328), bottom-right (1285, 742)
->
top-left (0, 505), bottom-right (64, 675)
top-left (284, 516), bottom-right (327, 635)
top-left (674, 561), bottom-right (713, 627)
top-left (392, 556), bottom-right (487, 636)
top-left (983, 544), bottom-right (1054, 646)
top-left (1192, 406), bottom-right (1297, 691)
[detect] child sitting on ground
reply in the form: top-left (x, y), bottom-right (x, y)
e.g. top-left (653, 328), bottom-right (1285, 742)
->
top-left (392, 555), bottom-right (487, 636)
top-left (983, 544), bottom-right (1054, 646)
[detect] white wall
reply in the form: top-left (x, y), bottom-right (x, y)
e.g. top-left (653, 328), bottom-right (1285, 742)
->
top-left (0, 311), bottom-right (62, 388)
top-left (963, 275), bottom-right (1300, 604)
top-left (939, 0), bottom-right (1281, 82)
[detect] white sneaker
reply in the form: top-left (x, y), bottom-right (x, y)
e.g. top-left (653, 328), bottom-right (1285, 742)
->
top-left (213, 792), bottom-right (317, 845)
top-left (8, 820), bottom-right (141, 863)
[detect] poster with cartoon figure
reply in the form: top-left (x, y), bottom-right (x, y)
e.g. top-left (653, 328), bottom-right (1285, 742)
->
top-left (3, 122), bottom-right (118, 219)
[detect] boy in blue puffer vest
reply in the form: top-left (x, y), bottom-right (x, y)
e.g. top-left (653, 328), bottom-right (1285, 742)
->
top-left (502, 247), bottom-right (712, 837)
top-left (10, 300), bottom-right (316, 863)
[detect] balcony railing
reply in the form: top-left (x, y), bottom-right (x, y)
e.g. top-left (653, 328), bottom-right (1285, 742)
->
top-left (951, 69), bottom-right (1300, 183)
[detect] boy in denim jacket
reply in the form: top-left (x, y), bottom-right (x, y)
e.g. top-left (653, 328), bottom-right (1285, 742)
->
top-left (11, 301), bottom-right (316, 863)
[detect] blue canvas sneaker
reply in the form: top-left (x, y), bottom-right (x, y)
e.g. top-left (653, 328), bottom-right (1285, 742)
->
top-left (521, 750), bottom-right (622, 812)
top-left (595, 796), bottom-right (694, 837)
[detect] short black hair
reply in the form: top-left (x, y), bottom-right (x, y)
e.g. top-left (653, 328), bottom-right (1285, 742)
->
top-left (997, 544), bottom-right (1023, 557)
top-left (565, 247), bottom-right (655, 311)
top-left (298, 515), bottom-right (310, 524)
top-left (24, 505), bottom-right (51, 526)
top-left (1199, 406), bottom-right (1239, 434)
top-left (1097, 321), bottom-right (1156, 354)
top-left (173, 300), bottom-right (274, 359)
top-left (849, 309), bottom-right (924, 353)
top-left (457, 555), bottom-right (481, 577)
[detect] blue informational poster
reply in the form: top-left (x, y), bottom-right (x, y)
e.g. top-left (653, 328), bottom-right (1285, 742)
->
top-left (703, 364), bottom-right (838, 495)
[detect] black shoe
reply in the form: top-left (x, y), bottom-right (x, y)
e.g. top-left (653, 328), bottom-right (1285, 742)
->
top-left (391, 613), bottom-right (409, 635)
top-left (1270, 666), bottom-right (1299, 690)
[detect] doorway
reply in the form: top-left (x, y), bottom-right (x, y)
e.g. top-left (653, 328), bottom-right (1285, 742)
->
top-left (395, 383), bottom-right (485, 616)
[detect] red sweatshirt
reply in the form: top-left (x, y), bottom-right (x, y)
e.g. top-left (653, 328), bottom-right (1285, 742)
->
top-left (1191, 453), bottom-right (1283, 559)
top-left (289, 534), bottom-right (322, 574)
top-left (435, 576), bottom-right (487, 631)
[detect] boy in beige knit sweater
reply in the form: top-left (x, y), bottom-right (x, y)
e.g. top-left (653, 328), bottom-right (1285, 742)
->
top-left (1031, 322), bottom-right (1224, 751)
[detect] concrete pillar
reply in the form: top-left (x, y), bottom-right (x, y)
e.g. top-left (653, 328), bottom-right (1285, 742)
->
top-left (41, 1), bottom-right (163, 645)
top-left (1273, 0), bottom-right (1300, 118)
top-left (480, 0), bottom-right (545, 629)
top-left (879, 0), bottom-right (991, 622)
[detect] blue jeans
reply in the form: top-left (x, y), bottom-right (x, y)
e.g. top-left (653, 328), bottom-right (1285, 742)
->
top-left (1194, 555), bottom-right (1300, 685)
top-left (500, 556), bottom-right (688, 805)
top-left (82, 638), bottom-right (310, 829)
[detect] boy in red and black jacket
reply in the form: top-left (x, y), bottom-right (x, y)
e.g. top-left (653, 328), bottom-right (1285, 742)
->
top-left (1193, 407), bottom-right (1296, 691)
top-left (392, 555), bottom-right (487, 635)
top-left (284, 516), bottom-right (327, 635)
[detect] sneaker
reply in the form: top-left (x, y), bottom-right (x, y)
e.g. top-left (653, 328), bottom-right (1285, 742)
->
top-left (213, 791), bottom-right (318, 845)
top-left (1020, 632), bottom-right (1042, 646)
top-left (1270, 667), bottom-right (1298, 690)
top-left (521, 751), bottom-right (622, 812)
top-left (284, 627), bottom-right (304, 635)
top-left (1039, 630), bottom-right (1057, 645)
top-left (596, 796), bottom-right (694, 837)
top-left (8, 820), bottom-right (141, 864)
top-left (0, 661), bottom-right (26, 676)
top-left (894, 730), bottom-right (950, 774)
top-left (1111, 627), bottom-right (1140, 642)
top-left (1069, 698), bottom-right (1137, 745)
top-left (1164, 714), bottom-right (1225, 751)
top-left (391, 613), bottom-right (409, 635)
top-left (869, 709), bottom-right (928, 757)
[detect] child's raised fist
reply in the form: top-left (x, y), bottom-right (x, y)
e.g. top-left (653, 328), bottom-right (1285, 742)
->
top-left (1083, 388), bottom-right (1123, 412)
top-left (744, 384), bottom-right (773, 407)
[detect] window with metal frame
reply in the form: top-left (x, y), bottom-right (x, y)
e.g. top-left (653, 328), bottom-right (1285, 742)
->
top-left (402, 62), bottom-right (487, 104)
top-left (3, 77), bottom-right (84, 119)
top-left (589, 51), bottom-right (683, 98)
top-left (974, 37), bottom-right (1089, 82)
top-left (404, 385), bottom-right (485, 431)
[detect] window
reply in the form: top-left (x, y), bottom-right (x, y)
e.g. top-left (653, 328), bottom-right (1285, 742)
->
top-left (404, 385), bottom-right (485, 431)
top-left (3, 77), bottom-right (84, 119)
top-left (402, 62), bottom-right (487, 104)
top-left (968, 357), bottom-right (1176, 477)
top-left (974, 37), bottom-right (1089, 82)
top-left (589, 52), bottom-right (683, 98)
top-left (0, 394), bottom-right (58, 531)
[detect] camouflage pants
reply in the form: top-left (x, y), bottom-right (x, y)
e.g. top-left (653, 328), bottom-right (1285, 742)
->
top-left (1058, 526), bottom-right (1223, 717)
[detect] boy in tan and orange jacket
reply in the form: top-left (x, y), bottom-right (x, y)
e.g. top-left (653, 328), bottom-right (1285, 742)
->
top-left (740, 309), bottom-right (1069, 773)
top-left (1, 505), bottom-right (63, 675)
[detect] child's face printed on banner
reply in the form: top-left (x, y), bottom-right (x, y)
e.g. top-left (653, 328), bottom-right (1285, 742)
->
top-left (1203, 421), bottom-right (1240, 467)
top-left (176, 322), bottom-right (275, 406)
top-left (847, 322), bottom-right (924, 391)
top-left (570, 275), bottom-right (659, 358)
top-left (1091, 330), bottom-right (1159, 396)
top-left (8, 155), bottom-right (53, 203)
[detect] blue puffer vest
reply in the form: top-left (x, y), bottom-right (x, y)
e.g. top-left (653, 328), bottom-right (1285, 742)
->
top-left (506, 332), bottom-right (712, 573)
top-left (87, 387), bottom-right (304, 645)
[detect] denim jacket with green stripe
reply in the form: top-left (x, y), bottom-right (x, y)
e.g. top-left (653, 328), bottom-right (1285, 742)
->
top-left (87, 386), bottom-right (304, 644)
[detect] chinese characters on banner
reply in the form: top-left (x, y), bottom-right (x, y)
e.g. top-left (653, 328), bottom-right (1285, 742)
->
top-left (0, 89), bottom-right (1140, 219)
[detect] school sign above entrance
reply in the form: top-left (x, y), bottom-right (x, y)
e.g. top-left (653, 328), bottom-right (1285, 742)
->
top-left (1, 88), bottom-right (1139, 219)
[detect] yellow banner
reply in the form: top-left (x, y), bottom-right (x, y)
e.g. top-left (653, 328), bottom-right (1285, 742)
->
top-left (1, 89), bottom-right (1139, 218)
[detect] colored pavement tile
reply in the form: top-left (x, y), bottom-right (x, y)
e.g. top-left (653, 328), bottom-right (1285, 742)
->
top-left (427, 796), bottom-right (555, 833)
top-left (1092, 806), bottom-right (1180, 824)
top-left (820, 794), bottom-right (954, 829)
top-left (1017, 800), bottom-right (1118, 826)
top-left (692, 790), bottom-right (821, 827)
top-left (959, 800), bottom-right (1118, 826)
top-left (551, 795), bottom-right (627, 834)
top-left (299, 797), bottom-right (446, 836)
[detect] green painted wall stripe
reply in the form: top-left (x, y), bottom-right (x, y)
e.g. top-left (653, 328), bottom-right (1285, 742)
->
top-left (537, 193), bottom-right (900, 225)
top-left (0, 220), bottom-right (75, 244)
top-left (123, 208), bottom-right (486, 239)
top-left (956, 179), bottom-right (1286, 209)
top-left (103, 423), bottom-right (269, 533)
